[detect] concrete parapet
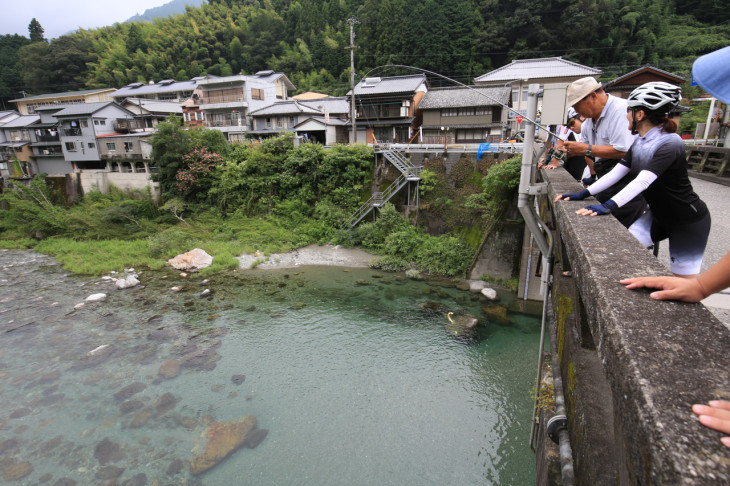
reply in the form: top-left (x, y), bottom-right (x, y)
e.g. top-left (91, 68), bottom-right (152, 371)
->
top-left (539, 169), bottom-right (730, 484)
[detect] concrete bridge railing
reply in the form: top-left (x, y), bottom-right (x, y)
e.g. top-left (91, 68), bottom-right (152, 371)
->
top-left (536, 168), bottom-right (730, 485)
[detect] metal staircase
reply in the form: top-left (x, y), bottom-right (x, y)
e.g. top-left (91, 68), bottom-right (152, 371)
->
top-left (341, 148), bottom-right (421, 229)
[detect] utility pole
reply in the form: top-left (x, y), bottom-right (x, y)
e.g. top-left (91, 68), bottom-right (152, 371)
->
top-left (346, 17), bottom-right (360, 144)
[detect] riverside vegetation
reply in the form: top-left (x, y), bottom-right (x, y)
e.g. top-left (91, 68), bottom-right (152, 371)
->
top-left (0, 123), bottom-right (522, 279)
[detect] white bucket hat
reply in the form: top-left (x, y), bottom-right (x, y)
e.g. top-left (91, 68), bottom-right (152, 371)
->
top-left (566, 77), bottom-right (602, 107)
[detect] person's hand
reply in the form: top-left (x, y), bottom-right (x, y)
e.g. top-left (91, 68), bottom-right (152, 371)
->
top-left (619, 276), bottom-right (706, 302)
top-left (544, 163), bottom-right (557, 170)
top-left (554, 189), bottom-right (590, 202)
top-left (563, 140), bottom-right (587, 157)
top-left (692, 400), bottom-right (730, 449)
top-left (582, 174), bottom-right (596, 186)
top-left (576, 200), bottom-right (617, 216)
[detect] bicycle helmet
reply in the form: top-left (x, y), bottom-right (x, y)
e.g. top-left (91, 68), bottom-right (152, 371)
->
top-left (565, 107), bottom-right (580, 125)
top-left (627, 82), bottom-right (681, 113)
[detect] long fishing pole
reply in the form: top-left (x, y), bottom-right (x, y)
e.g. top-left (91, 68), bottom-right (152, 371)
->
top-left (362, 64), bottom-right (562, 140)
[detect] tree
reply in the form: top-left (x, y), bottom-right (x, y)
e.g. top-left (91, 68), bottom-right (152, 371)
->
top-left (28, 18), bottom-right (45, 43)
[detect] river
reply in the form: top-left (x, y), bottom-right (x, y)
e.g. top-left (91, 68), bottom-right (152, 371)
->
top-left (0, 250), bottom-right (540, 485)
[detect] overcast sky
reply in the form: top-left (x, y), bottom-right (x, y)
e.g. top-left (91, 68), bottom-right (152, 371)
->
top-left (1, 1), bottom-right (171, 40)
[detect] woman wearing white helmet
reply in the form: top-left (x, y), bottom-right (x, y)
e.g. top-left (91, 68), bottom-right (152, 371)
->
top-left (555, 81), bottom-right (711, 277)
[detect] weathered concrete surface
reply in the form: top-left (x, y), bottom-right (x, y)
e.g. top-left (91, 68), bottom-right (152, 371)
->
top-left (541, 169), bottom-right (730, 485)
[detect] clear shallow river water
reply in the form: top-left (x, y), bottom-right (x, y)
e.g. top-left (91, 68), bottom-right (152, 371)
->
top-left (0, 250), bottom-right (539, 485)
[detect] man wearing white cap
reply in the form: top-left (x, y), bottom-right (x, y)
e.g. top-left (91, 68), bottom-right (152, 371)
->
top-left (563, 76), bottom-right (646, 228)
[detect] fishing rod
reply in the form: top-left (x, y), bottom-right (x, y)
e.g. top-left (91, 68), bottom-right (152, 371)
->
top-left (361, 64), bottom-right (563, 140)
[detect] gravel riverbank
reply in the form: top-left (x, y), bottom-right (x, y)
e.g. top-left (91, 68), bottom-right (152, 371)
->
top-left (238, 244), bottom-right (377, 269)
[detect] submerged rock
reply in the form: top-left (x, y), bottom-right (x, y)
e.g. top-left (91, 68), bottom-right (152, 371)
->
top-left (113, 382), bottom-right (146, 402)
top-left (482, 305), bottom-right (511, 325)
top-left (115, 275), bottom-right (140, 289)
top-left (168, 249), bottom-right (213, 272)
top-left (190, 415), bottom-right (257, 475)
top-left (231, 374), bottom-right (246, 385)
top-left (94, 438), bottom-right (126, 465)
top-left (158, 359), bottom-right (181, 379)
top-left (244, 428), bottom-right (269, 449)
top-left (2, 461), bottom-right (33, 481)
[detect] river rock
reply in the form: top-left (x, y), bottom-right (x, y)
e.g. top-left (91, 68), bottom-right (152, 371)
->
top-left (116, 275), bottom-right (140, 289)
top-left (244, 428), bottom-right (269, 449)
top-left (480, 287), bottom-right (498, 301)
top-left (190, 415), bottom-right (257, 475)
top-left (95, 465), bottom-right (124, 480)
top-left (85, 293), bottom-right (107, 302)
top-left (469, 280), bottom-right (488, 292)
top-left (2, 461), bottom-right (33, 481)
top-left (113, 382), bottom-right (146, 401)
top-left (70, 345), bottom-right (115, 370)
top-left (158, 359), bottom-right (181, 379)
top-left (94, 438), bottom-right (126, 465)
top-left (168, 249), bottom-right (213, 272)
top-left (482, 305), bottom-right (511, 324)
top-left (155, 392), bottom-right (180, 415)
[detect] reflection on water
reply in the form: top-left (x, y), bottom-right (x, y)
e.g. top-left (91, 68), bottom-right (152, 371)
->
top-left (0, 250), bottom-right (539, 485)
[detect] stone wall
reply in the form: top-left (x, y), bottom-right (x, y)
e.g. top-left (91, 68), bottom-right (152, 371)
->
top-left (537, 168), bottom-right (730, 484)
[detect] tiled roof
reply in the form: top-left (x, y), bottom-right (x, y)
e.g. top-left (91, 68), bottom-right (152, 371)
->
top-left (112, 79), bottom-right (198, 99)
top-left (254, 70), bottom-right (296, 90)
top-left (0, 115), bottom-right (40, 128)
top-left (10, 88), bottom-right (115, 103)
top-left (348, 75), bottom-right (427, 96)
top-left (604, 64), bottom-right (685, 88)
top-left (474, 57), bottom-right (601, 83)
top-left (419, 86), bottom-right (510, 109)
top-left (52, 102), bottom-right (118, 117)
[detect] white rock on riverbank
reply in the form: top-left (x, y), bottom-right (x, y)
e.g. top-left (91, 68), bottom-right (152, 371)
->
top-left (237, 244), bottom-right (376, 269)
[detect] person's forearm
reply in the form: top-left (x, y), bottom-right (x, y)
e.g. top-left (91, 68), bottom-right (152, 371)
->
top-left (592, 145), bottom-right (626, 160)
top-left (696, 252), bottom-right (730, 298)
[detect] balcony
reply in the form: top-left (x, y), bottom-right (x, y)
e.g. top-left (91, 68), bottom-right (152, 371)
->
top-left (205, 114), bottom-right (245, 128)
top-left (113, 119), bottom-right (144, 133)
top-left (37, 133), bottom-right (60, 142)
top-left (63, 128), bottom-right (81, 136)
top-left (201, 95), bottom-right (246, 105)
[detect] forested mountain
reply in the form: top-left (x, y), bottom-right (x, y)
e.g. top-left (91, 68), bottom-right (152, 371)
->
top-left (1, 0), bottom-right (728, 107)
top-left (126, 0), bottom-right (206, 23)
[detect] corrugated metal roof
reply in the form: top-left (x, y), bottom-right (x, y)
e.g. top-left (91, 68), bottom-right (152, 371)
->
top-left (112, 79), bottom-right (198, 98)
top-left (474, 57), bottom-right (601, 83)
top-left (250, 98), bottom-right (350, 116)
top-left (53, 102), bottom-right (124, 117)
top-left (1, 115), bottom-right (40, 128)
top-left (10, 88), bottom-right (115, 103)
top-left (123, 99), bottom-right (182, 114)
top-left (419, 86), bottom-right (510, 109)
top-left (348, 74), bottom-right (427, 96)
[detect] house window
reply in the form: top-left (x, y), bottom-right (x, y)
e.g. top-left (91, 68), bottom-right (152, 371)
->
top-left (252, 88), bottom-right (265, 100)
top-left (288, 115), bottom-right (295, 127)
top-left (441, 108), bottom-right (458, 117)
top-left (195, 111), bottom-right (204, 121)
top-left (475, 107), bottom-right (493, 116)
top-left (124, 142), bottom-right (134, 152)
top-left (81, 120), bottom-right (88, 128)
top-left (277, 117), bottom-right (283, 128)
top-left (265, 117), bottom-right (272, 128)
top-left (88, 143), bottom-right (95, 149)
top-left (458, 107), bottom-right (475, 116)
top-left (456, 129), bottom-right (485, 142)
top-left (183, 113), bottom-right (191, 121)
top-left (94, 119), bottom-right (105, 126)
top-left (65, 142), bottom-right (77, 151)
top-left (106, 142), bottom-right (116, 151)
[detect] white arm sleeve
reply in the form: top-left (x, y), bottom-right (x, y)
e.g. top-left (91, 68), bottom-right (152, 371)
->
top-left (586, 164), bottom-right (631, 195)
top-left (610, 170), bottom-right (657, 208)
